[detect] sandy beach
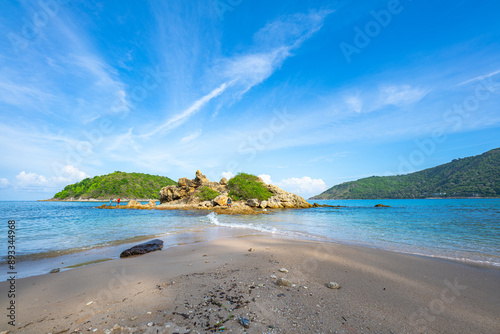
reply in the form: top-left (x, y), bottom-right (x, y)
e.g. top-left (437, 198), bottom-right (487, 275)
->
top-left (1, 231), bottom-right (499, 334)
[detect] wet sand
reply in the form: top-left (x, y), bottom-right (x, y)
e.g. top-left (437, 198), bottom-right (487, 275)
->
top-left (1, 231), bottom-right (499, 333)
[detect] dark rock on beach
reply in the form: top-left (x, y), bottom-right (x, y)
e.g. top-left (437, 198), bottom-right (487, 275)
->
top-left (120, 239), bottom-right (164, 258)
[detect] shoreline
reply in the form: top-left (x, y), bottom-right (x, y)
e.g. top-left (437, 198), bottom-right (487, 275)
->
top-left (38, 198), bottom-right (159, 202)
top-left (1, 230), bottom-right (498, 333)
top-left (310, 197), bottom-right (500, 200)
top-left (2, 225), bottom-right (499, 282)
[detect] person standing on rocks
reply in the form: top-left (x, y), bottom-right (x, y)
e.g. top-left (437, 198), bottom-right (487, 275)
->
top-left (109, 199), bottom-right (112, 206)
top-left (117, 198), bottom-right (121, 206)
top-left (227, 197), bottom-right (232, 207)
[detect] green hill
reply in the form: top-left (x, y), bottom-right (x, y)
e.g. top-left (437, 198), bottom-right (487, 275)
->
top-left (53, 171), bottom-right (177, 200)
top-left (311, 148), bottom-right (500, 199)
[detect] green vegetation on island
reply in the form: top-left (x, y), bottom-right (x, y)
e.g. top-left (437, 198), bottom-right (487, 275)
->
top-left (196, 186), bottom-right (220, 201)
top-left (311, 148), bottom-right (500, 199)
top-left (53, 171), bottom-right (177, 200)
top-left (227, 173), bottom-right (274, 201)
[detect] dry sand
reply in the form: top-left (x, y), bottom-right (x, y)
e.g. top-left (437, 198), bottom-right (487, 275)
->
top-left (1, 231), bottom-right (499, 334)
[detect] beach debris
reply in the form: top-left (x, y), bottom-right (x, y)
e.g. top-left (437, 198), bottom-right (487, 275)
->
top-left (278, 268), bottom-right (288, 273)
top-left (119, 239), bottom-right (164, 258)
top-left (277, 293), bottom-right (285, 297)
top-left (326, 282), bottom-right (341, 289)
top-left (238, 316), bottom-right (250, 328)
top-left (275, 278), bottom-right (292, 287)
top-left (374, 204), bottom-right (390, 207)
top-left (50, 268), bottom-right (60, 274)
top-left (0, 331), bottom-right (10, 334)
top-left (270, 274), bottom-right (277, 279)
top-left (86, 301), bottom-right (94, 306)
top-left (248, 248), bottom-right (254, 252)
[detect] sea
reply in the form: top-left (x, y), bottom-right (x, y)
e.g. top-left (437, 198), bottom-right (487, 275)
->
top-left (0, 199), bottom-right (499, 280)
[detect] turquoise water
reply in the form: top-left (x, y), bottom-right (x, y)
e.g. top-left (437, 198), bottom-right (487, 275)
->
top-left (0, 199), bottom-right (499, 278)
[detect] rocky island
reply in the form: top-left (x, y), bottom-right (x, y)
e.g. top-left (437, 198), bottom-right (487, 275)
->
top-left (99, 170), bottom-right (312, 214)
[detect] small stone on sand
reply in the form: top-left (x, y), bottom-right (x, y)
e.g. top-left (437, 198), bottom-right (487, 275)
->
top-left (326, 282), bottom-right (340, 289)
top-left (275, 278), bottom-right (292, 287)
top-left (278, 268), bottom-right (288, 273)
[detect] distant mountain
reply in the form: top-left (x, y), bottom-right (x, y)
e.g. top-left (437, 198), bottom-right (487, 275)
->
top-left (311, 148), bottom-right (500, 199)
top-left (52, 172), bottom-right (177, 200)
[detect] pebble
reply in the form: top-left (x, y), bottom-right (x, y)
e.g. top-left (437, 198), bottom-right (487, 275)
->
top-left (147, 322), bottom-right (154, 327)
top-left (275, 278), bottom-right (292, 287)
top-left (49, 268), bottom-right (60, 274)
top-left (270, 274), bottom-right (277, 279)
top-left (248, 248), bottom-right (254, 252)
top-left (278, 268), bottom-right (288, 273)
top-left (327, 282), bottom-right (341, 289)
top-left (86, 301), bottom-right (94, 306)
top-left (238, 316), bottom-right (250, 328)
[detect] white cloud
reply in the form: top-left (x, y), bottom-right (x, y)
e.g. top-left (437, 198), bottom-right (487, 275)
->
top-left (457, 69), bottom-right (500, 86)
top-left (277, 176), bottom-right (327, 196)
top-left (15, 171), bottom-right (49, 188)
top-left (258, 174), bottom-right (273, 184)
top-left (221, 171), bottom-right (235, 180)
top-left (0, 178), bottom-right (11, 189)
top-left (180, 130), bottom-right (202, 143)
top-left (142, 82), bottom-right (230, 138)
top-left (345, 94), bottom-right (363, 113)
top-left (53, 165), bottom-right (90, 185)
top-left (379, 85), bottom-right (428, 107)
top-left (14, 165), bottom-right (89, 190)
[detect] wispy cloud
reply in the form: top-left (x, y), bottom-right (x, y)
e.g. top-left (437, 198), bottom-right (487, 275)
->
top-left (141, 81), bottom-right (230, 138)
top-left (379, 85), bottom-right (429, 107)
top-left (139, 9), bottom-right (332, 139)
top-left (180, 130), bottom-right (202, 143)
top-left (344, 94), bottom-right (363, 113)
top-left (457, 69), bottom-right (500, 86)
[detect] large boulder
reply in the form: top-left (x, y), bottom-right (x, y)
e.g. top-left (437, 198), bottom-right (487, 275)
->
top-left (266, 184), bottom-right (312, 208)
top-left (213, 195), bottom-right (229, 206)
top-left (194, 170), bottom-right (209, 187)
top-left (219, 177), bottom-right (228, 185)
top-left (125, 200), bottom-right (140, 207)
top-left (246, 198), bottom-right (260, 207)
top-left (266, 197), bottom-right (282, 208)
top-left (178, 177), bottom-right (188, 187)
top-left (120, 239), bottom-right (164, 258)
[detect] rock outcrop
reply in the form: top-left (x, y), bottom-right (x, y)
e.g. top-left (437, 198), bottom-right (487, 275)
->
top-left (120, 239), bottom-right (164, 258)
top-left (158, 170), bottom-right (312, 211)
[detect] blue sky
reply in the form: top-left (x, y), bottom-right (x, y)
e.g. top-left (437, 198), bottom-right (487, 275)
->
top-left (0, 0), bottom-right (499, 200)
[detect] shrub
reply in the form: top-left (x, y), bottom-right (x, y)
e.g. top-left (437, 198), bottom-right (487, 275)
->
top-left (227, 173), bottom-right (273, 201)
top-left (196, 186), bottom-right (220, 201)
